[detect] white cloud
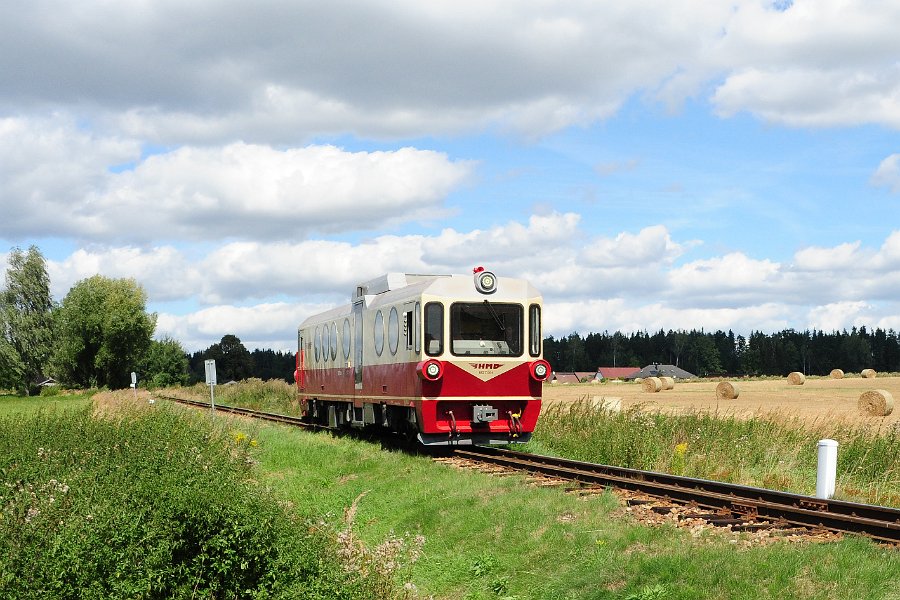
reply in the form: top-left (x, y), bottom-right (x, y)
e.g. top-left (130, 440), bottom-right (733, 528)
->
top-left (0, 121), bottom-right (473, 242)
top-left (156, 302), bottom-right (323, 353)
top-left (47, 246), bottom-right (199, 303)
top-left (872, 154), bottom-right (900, 193)
top-left (708, 1), bottom-right (900, 128)
top-left (581, 225), bottom-right (685, 268)
top-left (0, 1), bottom-right (737, 141)
top-left (792, 241), bottom-right (866, 272)
top-left (667, 253), bottom-right (786, 307)
top-left (0, 116), bottom-right (140, 239)
top-left (546, 298), bottom-right (793, 337)
top-left (806, 301), bottom-right (871, 332)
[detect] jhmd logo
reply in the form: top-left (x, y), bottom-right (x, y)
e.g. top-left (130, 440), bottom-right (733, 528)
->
top-left (471, 363), bottom-right (502, 370)
top-left (455, 361), bottom-right (517, 381)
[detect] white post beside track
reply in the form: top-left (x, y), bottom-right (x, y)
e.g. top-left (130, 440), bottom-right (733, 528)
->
top-left (815, 439), bottom-right (838, 499)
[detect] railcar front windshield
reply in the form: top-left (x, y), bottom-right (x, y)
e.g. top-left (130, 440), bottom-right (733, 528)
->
top-left (450, 302), bottom-right (523, 356)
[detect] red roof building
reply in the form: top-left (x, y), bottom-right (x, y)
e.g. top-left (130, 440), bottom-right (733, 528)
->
top-left (596, 367), bottom-right (641, 380)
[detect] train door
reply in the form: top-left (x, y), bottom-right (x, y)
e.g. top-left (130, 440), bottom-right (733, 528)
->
top-left (353, 300), bottom-right (364, 389)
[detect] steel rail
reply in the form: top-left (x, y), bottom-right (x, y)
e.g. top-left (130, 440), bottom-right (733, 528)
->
top-left (157, 394), bottom-right (330, 431)
top-left (454, 446), bottom-right (900, 544)
top-left (158, 394), bottom-right (899, 543)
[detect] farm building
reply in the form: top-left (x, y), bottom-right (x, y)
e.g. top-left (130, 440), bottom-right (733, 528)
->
top-left (595, 367), bottom-right (640, 380)
top-left (626, 363), bottom-right (697, 380)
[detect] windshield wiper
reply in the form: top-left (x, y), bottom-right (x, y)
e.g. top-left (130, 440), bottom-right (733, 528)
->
top-left (483, 299), bottom-right (505, 332)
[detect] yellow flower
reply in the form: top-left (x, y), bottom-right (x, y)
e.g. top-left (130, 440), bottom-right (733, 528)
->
top-left (674, 442), bottom-right (688, 457)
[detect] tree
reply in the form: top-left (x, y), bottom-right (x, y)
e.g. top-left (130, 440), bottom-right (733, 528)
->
top-left (52, 276), bottom-right (156, 389)
top-left (0, 335), bottom-right (25, 391)
top-left (190, 335), bottom-right (254, 383)
top-left (140, 337), bottom-right (190, 387)
top-left (1, 246), bottom-right (55, 393)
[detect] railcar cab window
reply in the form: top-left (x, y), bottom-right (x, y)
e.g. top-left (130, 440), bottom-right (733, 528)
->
top-left (424, 302), bottom-right (443, 356)
top-left (450, 302), bottom-right (523, 356)
top-left (529, 304), bottom-right (541, 357)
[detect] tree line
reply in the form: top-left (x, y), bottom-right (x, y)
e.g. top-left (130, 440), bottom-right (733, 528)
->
top-left (545, 328), bottom-right (900, 377)
top-left (0, 246), bottom-right (295, 394)
top-left (5, 245), bottom-right (898, 392)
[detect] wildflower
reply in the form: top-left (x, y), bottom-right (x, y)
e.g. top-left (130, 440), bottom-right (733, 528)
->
top-left (674, 442), bottom-right (688, 457)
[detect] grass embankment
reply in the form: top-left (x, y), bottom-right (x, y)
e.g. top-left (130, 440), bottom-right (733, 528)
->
top-left (257, 423), bottom-right (899, 600)
top-left (4, 384), bottom-right (899, 598)
top-left (189, 380), bottom-right (900, 506)
top-left (0, 396), bottom-right (404, 599)
top-left (527, 400), bottom-right (900, 507)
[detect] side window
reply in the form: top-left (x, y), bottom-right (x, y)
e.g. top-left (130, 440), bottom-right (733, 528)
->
top-left (405, 310), bottom-right (413, 349)
top-left (529, 304), bottom-right (542, 357)
top-left (322, 324), bottom-right (330, 363)
top-left (314, 326), bottom-right (321, 362)
top-left (374, 310), bottom-right (385, 356)
top-left (330, 322), bottom-right (338, 361)
top-left (424, 302), bottom-right (443, 356)
top-left (388, 307), bottom-right (399, 355)
top-left (342, 318), bottom-right (351, 359)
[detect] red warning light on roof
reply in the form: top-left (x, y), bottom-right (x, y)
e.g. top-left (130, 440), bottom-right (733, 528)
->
top-left (473, 266), bottom-right (484, 274)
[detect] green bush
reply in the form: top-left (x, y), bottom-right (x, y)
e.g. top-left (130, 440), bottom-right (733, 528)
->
top-left (0, 406), bottom-right (402, 599)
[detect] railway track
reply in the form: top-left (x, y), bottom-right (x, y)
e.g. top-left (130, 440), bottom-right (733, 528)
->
top-left (159, 394), bottom-right (900, 544)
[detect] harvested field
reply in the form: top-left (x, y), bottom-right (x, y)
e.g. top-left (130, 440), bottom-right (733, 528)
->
top-left (543, 376), bottom-right (900, 429)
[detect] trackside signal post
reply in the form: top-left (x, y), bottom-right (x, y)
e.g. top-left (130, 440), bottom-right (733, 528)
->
top-left (205, 359), bottom-right (217, 412)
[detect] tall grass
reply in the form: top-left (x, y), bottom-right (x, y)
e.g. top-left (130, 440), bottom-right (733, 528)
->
top-left (183, 378), bottom-right (300, 415)
top-left (529, 399), bottom-right (900, 506)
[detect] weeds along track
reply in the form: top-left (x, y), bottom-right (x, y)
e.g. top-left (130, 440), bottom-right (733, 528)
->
top-left (453, 446), bottom-right (900, 544)
top-left (159, 394), bottom-right (900, 545)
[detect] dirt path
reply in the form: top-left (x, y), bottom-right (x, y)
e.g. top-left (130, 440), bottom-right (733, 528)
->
top-left (542, 376), bottom-right (899, 430)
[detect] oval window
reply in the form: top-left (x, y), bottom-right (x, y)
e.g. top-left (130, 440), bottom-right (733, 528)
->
top-left (330, 322), bottom-right (338, 360)
top-left (314, 326), bottom-right (321, 362)
top-left (374, 310), bottom-right (385, 356)
top-left (322, 325), bottom-right (330, 363)
top-left (342, 318), bottom-right (351, 359)
top-left (388, 307), bottom-right (399, 354)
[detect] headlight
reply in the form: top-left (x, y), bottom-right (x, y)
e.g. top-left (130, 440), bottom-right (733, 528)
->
top-left (417, 359), bottom-right (444, 381)
top-left (473, 267), bottom-right (497, 294)
top-left (530, 360), bottom-right (551, 381)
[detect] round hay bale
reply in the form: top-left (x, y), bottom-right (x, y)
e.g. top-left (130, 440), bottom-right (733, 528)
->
top-left (642, 377), bottom-right (662, 393)
top-left (858, 389), bottom-right (894, 417)
top-left (829, 369), bottom-right (844, 379)
top-left (787, 371), bottom-right (805, 385)
top-left (660, 376), bottom-right (675, 390)
top-left (715, 381), bottom-right (740, 400)
top-left (861, 368), bottom-right (877, 379)
top-left (634, 377), bottom-right (643, 384)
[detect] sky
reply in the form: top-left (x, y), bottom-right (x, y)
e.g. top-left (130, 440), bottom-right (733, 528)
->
top-left (2, 0), bottom-right (900, 353)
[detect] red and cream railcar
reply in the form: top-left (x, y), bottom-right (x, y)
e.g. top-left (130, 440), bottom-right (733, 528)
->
top-left (295, 269), bottom-right (551, 445)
